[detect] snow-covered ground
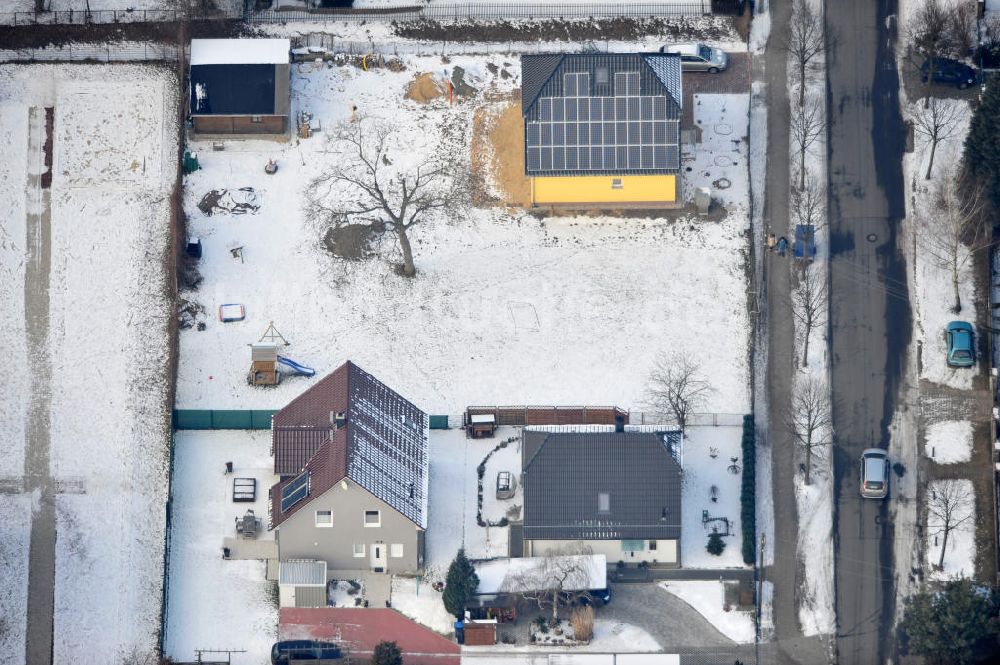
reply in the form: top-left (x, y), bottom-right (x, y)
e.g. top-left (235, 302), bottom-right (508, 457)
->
top-left (925, 479), bottom-right (976, 581)
top-left (658, 580), bottom-right (754, 643)
top-left (685, 93), bottom-right (750, 211)
top-left (176, 54), bottom-right (751, 421)
top-left (681, 426), bottom-right (746, 569)
top-left (164, 430), bottom-right (280, 665)
top-left (924, 419), bottom-right (973, 464)
top-left (0, 496), bottom-right (31, 662)
top-left (905, 97), bottom-right (976, 390)
top-left (0, 63), bottom-right (177, 664)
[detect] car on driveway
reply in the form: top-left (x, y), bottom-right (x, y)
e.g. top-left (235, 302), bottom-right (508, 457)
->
top-left (658, 43), bottom-right (728, 73)
top-left (946, 321), bottom-right (976, 367)
top-left (860, 449), bottom-right (889, 499)
top-left (920, 58), bottom-right (976, 89)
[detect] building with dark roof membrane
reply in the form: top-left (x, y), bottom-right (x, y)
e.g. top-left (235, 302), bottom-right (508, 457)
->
top-left (269, 361), bottom-right (428, 575)
top-left (520, 53), bottom-right (683, 207)
top-left (189, 38), bottom-right (290, 135)
top-left (519, 429), bottom-right (683, 566)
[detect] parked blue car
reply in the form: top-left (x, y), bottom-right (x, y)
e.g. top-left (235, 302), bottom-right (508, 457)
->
top-left (946, 321), bottom-right (975, 368)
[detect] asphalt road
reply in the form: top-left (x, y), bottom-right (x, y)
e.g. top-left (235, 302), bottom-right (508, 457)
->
top-left (827, 1), bottom-right (909, 664)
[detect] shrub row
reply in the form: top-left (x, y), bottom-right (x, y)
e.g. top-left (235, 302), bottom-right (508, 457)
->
top-left (740, 414), bottom-right (756, 565)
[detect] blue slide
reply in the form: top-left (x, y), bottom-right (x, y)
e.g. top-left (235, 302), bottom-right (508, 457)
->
top-left (276, 356), bottom-right (316, 377)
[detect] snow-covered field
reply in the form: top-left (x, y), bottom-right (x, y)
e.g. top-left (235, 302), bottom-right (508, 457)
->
top-left (924, 419), bottom-right (973, 464)
top-left (164, 430), bottom-right (280, 665)
top-left (925, 479), bottom-right (976, 581)
top-left (0, 63), bottom-right (177, 664)
top-left (658, 580), bottom-right (754, 643)
top-left (681, 426), bottom-right (746, 569)
top-left (176, 54), bottom-right (751, 420)
top-left (0, 496), bottom-right (31, 661)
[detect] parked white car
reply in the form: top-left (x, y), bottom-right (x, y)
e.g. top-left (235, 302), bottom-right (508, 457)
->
top-left (659, 43), bottom-right (728, 73)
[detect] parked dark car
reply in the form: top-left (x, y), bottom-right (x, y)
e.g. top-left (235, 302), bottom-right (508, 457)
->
top-left (920, 58), bottom-right (976, 89)
top-left (578, 587), bottom-right (612, 607)
top-left (271, 640), bottom-right (342, 665)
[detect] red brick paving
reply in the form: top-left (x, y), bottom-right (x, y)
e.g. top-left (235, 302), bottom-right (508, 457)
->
top-left (279, 608), bottom-right (460, 665)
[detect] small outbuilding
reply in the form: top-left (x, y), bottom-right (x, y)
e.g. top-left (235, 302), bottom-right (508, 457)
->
top-left (189, 38), bottom-right (291, 135)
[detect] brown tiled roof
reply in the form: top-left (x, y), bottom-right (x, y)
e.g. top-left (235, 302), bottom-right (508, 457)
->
top-left (270, 361), bottom-right (428, 530)
top-left (273, 426), bottom-right (331, 475)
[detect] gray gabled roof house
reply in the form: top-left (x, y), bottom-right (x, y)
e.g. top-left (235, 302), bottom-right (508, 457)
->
top-left (269, 361), bottom-right (428, 583)
top-left (520, 429), bottom-right (683, 567)
top-left (520, 53), bottom-right (683, 207)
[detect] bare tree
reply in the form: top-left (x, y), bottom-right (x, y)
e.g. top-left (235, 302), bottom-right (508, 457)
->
top-left (645, 353), bottom-right (714, 431)
top-left (927, 480), bottom-right (974, 571)
top-left (783, 0), bottom-right (825, 109)
top-left (791, 96), bottom-right (827, 191)
top-left (912, 97), bottom-right (963, 180)
top-left (921, 173), bottom-right (989, 312)
top-left (791, 173), bottom-right (826, 231)
top-left (501, 544), bottom-right (595, 623)
top-left (982, 14), bottom-right (1000, 54)
top-left (789, 265), bottom-right (828, 368)
top-left (907, 0), bottom-right (955, 108)
top-left (947, 0), bottom-right (977, 60)
top-left (785, 376), bottom-right (832, 485)
top-left (305, 117), bottom-right (466, 278)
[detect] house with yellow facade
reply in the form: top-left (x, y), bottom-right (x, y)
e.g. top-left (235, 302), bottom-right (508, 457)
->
top-left (521, 53), bottom-right (683, 208)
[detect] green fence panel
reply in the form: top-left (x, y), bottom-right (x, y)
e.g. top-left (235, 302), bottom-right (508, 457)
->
top-left (251, 410), bottom-right (278, 429)
top-left (429, 415), bottom-right (450, 429)
top-left (210, 410), bottom-right (253, 429)
top-left (173, 409), bottom-right (214, 429)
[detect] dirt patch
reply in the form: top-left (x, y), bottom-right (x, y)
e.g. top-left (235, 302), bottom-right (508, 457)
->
top-left (0, 18), bottom-right (246, 50)
top-left (394, 16), bottom-right (739, 44)
top-left (471, 93), bottom-right (531, 207)
top-left (406, 72), bottom-right (447, 103)
top-left (323, 223), bottom-right (377, 261)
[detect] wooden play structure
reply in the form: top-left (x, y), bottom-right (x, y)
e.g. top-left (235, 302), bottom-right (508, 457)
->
top-left (249, 343), bottom-right (280, 386)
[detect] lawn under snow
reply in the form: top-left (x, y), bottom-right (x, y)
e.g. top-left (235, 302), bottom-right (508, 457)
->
top-left (0, 64), bottom-right (177, 664)
top-left (176, 54), bottom-right (751, 422)
top-left (0, 496), bottom-right (31, 663)
top-left (924, 419), bottom-right (973, 464)
top-left (681, 426), bottom-right (746, 569)
top-left (658, 580), bottom-right (754, 643)
top-left (905, 98), bottom-right (977, 390)
top-left (164, 430), bottom-right (280, 665)
top-left (925, 479), bottom-right (976, 581)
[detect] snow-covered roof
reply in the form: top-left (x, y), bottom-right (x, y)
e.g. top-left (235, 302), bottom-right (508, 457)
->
top-left (470, 414), bottom-right (495, 424)
top-left (474, 555), bottom-right (607, 595)
top-left (190, 39), bottom-right (290, 66)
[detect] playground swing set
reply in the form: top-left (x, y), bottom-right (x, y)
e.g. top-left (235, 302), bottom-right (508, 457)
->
top-left (247, 321), bottom-right (316, 386)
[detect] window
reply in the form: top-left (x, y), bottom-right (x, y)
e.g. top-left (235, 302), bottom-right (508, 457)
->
top-left (621, 539), bottom-right (645, 552)
top-left (353, 543), bottom-right (366, 557)
top-left (390, 543), bottom-right (404, 558)
top-left (280, 472), bottom-right (310, 513)
top-left (315, 510), bottom-right (332, 527)
top-left (251, 115), bottom-right (262, 123)
top-left (595, 66), bottom-right (610, 86)
top-left (598, 492), bottom-right (611, 512)
top-left (648, 540), bottom-right (657, 551)
top-left (364, 510), bottom-right (381, 527)
top-left (610, 179), bottom-right (623, 191)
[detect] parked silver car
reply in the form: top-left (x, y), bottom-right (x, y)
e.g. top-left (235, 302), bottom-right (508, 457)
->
top-left (859, 449), bottom-right (889, 499)
top-left (658, 43), bottom-right (728, 73)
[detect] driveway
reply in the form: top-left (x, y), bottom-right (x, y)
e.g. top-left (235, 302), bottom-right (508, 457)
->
top-left (599, 583), bottom-right (736, 649)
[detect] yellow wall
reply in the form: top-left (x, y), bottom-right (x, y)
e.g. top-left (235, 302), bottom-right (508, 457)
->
top-left (531, 174), bottom-right (677, 205)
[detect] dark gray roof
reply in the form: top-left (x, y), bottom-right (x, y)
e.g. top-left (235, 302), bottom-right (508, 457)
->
top-left (190, 63), bottom-right (289, 117)
top-left (520, 53), bottom-right (683, 177)
top-left (521, 431), bottom-right (683, 541)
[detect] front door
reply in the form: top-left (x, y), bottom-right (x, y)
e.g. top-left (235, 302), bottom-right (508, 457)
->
top-left (370, 543), bottom-right (386, 572)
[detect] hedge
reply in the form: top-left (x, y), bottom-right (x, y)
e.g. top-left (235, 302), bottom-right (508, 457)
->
top-left (740, 414), bottom-right (756, 565)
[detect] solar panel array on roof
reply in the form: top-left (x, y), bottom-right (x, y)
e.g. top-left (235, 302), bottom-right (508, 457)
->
top-left (525, 69), bottom-right (679, 175)
top-left (521, 53), bottom-right (682, 177)
top-left (280, 471), bottom-right (310, 513)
